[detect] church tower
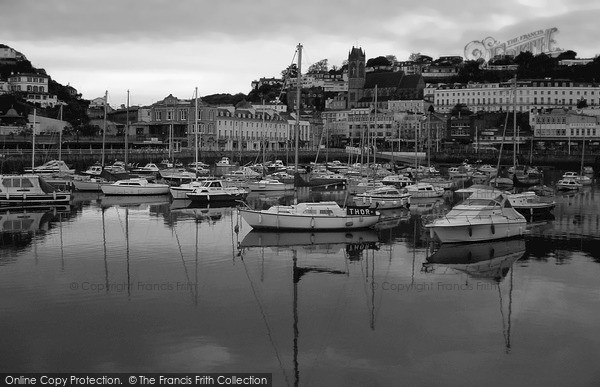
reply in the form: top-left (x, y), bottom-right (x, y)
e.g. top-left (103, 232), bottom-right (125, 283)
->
top-left (347, 46), bottom-right (365, 108)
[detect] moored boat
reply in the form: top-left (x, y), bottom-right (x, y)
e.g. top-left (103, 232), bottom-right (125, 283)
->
top-left (247, 178), bottom-right (294, 192)
top-left (405, 182), bottom-right (444, 198)
top-left (25, 160), bottom-right (75, 176)
top-left (186, 179), bottom-right (248, 203)
top-left (239, 201), bottom-right (380, 230)
top-left (352, 186), bottom-right (411, 210)
top-left (424, 192), bottom-right (526, 243)
top-left (556, 178), bottom-right (582, 191)
top-left (0, 174), bottom-right (71, 208)
top-left (101, 178), bottom-right (170, 195)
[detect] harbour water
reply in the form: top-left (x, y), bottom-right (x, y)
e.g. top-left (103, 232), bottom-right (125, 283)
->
top-left (1, 174), bottom-right (600, 386)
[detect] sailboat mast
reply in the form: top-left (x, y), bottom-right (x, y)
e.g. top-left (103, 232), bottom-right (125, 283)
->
top-left (125, 90), bottom-right (129, 167)
top-left (32, 108), bottom-right (36, 170)
top-left (294, 43), bottom-right (302, 172)
top-left (195, 87), bottom-right (199, 178)
top-left (512, 76), bottom-right (517, 169)
top-left (262, 98), bottom-right (266, 176)
top-left (102, 90), bottom-right (107, 168)
top-left (58, 104), bottom-right (63, 161)
top-left (373, 85), bottom-right (377, 166)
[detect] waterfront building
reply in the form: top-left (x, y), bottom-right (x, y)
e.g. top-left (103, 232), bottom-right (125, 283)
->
top-left (215, 105), bottom-right (310, 152)
top-left (433, 79), bottom-right (600, 114)
top-left (531, 109), bottom-right (600, 150)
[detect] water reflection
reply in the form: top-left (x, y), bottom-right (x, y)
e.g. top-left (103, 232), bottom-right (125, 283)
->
top-left (423, 238), bottom-right (526, 282)
top-left (99, 194), bottom-right (170, 209)
top-left (239, 228), bottom-right (380, 386)
top-left (0, 206), bottom-right (71, 265)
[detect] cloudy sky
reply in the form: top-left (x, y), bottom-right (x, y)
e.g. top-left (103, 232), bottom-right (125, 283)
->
top-left (2, 0), bottom-right (599, 108)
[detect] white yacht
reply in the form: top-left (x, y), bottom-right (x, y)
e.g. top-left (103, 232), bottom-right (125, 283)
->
top-left (239, 201), bottom-right (380, 231)
top-left (101, 178), bottom-right (169, 195)
top-left (424, 192), bottom-right (526, 243)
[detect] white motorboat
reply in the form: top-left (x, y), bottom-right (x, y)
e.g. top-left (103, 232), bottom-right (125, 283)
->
top-left (477, 164), bottom-right (498, 175)
top-left (424, 192), bottom-right (526, 243)
top-left (101, 178), bottom-right (170, 195)
top-left (239, 201), bottom-right (380, 231)
top-left (353, 186), bottom-right (411, 210)
top-left (131, 163), bottom-right (160, 174)
top-left (216, 157), bottom-right (233, 166)
top-left (556, 178), bottom-right (582, 190)
top-left (25, 160), bottom-right (75, 176)
top-left (381, 174), bottom-right (413, 187)
top-left (456, 185), bottom-right (555, 218)
top-left (561, 172), bottom-right (592, 185)
top-left (0, 174), bottom-right (71, 208)
top-left (186, 179), bottom-right (248, 203)
top-left (247, 178), bottom-right (294, 192)
top-left (169, 179), bottom-right (212, 200)
top-left (82, 165), bottom-right (104, 176)
top-left (405, 182), bottom-right (444, 198)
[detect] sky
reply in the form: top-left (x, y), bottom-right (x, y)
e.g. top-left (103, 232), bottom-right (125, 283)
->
top-left (2, 0), bottom-right (600, 108)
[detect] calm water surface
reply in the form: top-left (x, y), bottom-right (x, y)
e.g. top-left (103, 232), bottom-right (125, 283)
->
top-left (1, 177), bottom-right (600, 386)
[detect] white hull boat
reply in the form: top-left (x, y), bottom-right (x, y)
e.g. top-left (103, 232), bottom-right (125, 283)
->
top-left (186, 180), bottom-right (248, 203)
top-left (101, 178), bottom-right (170, 195)
top-left (239, 201), bottom-right (380, 230)
top-left (405, 182), bottom-right (444, 198)
top-left (353, 187), bottom-right (411, 210)
top-left (247, 179), bottom-right (294, 192)
top-left (425, 193), bottom-right (526, 243)
top-left (0, 174), bottom-right (71, 208)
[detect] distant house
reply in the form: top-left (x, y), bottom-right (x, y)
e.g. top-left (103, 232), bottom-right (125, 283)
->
top-left (7, 73), bottom-right (59, 108)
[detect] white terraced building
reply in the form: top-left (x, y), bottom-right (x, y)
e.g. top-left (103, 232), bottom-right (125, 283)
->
top-left (433, 79), bottom-right (600, 113)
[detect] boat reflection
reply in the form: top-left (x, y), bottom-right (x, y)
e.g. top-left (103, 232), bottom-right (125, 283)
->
top-left (99, 194), bottom-right (170, 209)
top-left (0, 206), bottom-right (71, 263)
top-left (423, 238), bottom-right (526, 281)
top-left (239, 229), bottom-right (379, 257)
top-left (409, 197), bottom-right (448, 215)
top-left (169, 200), bottom-right (235, 223)
top-left (374, 208), bottom-right (411, 230)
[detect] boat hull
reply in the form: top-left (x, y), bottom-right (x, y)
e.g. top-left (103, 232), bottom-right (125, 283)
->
top-left (239, 208), bottom-right (380, 230)
top-left (101, 185), bottom-right (170, 195)
top-left (0, 193), bottom-right (71, 208)
top-left (426, 218), bottom-right (526, 243)
top-left (352, 195), bottom-right (410, 210)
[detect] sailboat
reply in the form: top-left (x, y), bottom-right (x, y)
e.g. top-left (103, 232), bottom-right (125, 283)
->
top-left (239, 44), bottom-right (380, 230)
top-left (170, 88), bottom-right (217, 199)
top-left (1, 108), bottom-right (72, 207)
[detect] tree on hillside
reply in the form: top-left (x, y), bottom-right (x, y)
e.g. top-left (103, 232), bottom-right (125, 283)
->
top-left (556, 50), bottom-right (577, 61)
top-left (307, 59), bottom-right (328, 74)
top-left (385, 55), bottom-right (397, 64)
top-left (281, 63), bottom-right (298, 79)
top-left (202, 93), bottom-right (247, 106)
top-left (366, 56), bottom-right (391, 67)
